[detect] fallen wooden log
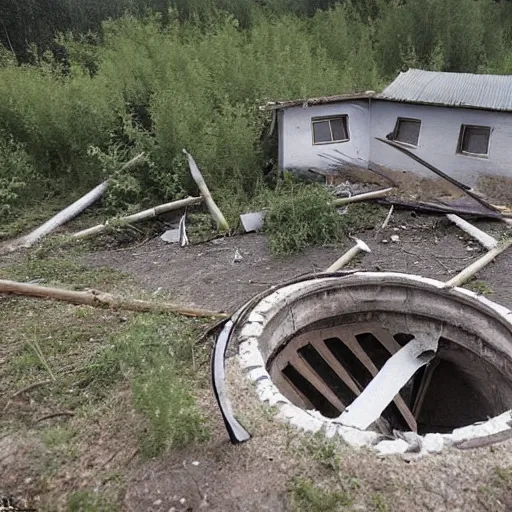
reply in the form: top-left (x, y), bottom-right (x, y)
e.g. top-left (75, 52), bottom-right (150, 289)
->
top-left (446, 214), bottom-right (498, 250)
top-left (332, 187), bottom-right (393, 206)
top-left (0, 279), bottom-right (227, 318)
top-left (1, 153), bottom-right (146, 253)
top-left (71, 196), bottom-right (202, 239)
top-left (444, 239), bottom-right (512, 288)
top-left (183, 149), bottom-right (230, 232)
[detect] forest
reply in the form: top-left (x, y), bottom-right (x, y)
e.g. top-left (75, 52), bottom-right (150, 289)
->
top-left (2, 0), bottom-right (512, 223)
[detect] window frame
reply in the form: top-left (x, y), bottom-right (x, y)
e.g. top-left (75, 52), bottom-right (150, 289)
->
top-left (457, 124), bottom-right (491, 158)
top-left (311, 115), bottom-right (350, 145)
top-left (391, 117), bottom-right (422, 148)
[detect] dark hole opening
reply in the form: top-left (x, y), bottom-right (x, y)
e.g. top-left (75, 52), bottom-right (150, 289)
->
top-left (282, 363), bottom-right (340, 418)
top-left (298, 344), bottom-right (358, 406)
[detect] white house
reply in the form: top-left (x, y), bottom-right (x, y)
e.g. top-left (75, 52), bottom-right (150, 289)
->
top-left (267, 69), bottom-right (512, 189)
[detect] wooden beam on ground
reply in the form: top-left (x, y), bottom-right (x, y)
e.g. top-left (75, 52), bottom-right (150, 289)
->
top-left (332, 188), bottom-right (394, 206)
top-left (71, 196), bottom-right (203, 239)
top-left (0, 279), bottom-right (227, 319)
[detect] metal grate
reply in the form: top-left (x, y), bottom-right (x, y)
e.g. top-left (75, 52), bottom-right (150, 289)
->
top-left (269, 323), bottom-right (419, 432)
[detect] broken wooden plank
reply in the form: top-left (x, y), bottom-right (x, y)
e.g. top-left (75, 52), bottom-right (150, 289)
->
top-left (378, 197), bottom-right (503, 219)
top-left (376, 138), bottom-right (500, 214)
top-left (332, 188), bottom-right (394, 206)
top-left (183, 149), bottom-right (229, 232)
top-left (342, 334), bottom-right (418, 432)
top-left (72, 196), bottom-right (203, 239)
top-left (447, 214), bottom-right (498, 250)
top-left (0, 279), bottom-right (227, 318)
top-left (444, 239), bottom-right (512, 288)
top-left (340, 335), bottom-right (438, 430)
top-left (325, 238), bottom-right (371, 272)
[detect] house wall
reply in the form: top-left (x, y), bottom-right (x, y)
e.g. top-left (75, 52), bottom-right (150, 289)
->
top-left (280, 100), bottom-right (370, 172)
top-left (369, 100), bottom-right (512, 187)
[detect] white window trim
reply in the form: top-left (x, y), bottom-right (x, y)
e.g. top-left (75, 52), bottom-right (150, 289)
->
top-left (311, 116), bottom-right (349, 145)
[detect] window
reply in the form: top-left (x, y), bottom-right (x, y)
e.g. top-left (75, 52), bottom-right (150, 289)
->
top-left (457, 125), bottom-right (491, 157)
top-left (312, 116), bottom-right (349, 144)
top-left (392, 118), bottom-right (421, 146)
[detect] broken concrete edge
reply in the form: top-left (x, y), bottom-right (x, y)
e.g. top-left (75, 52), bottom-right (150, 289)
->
top-left (230, 271), bottom-right (512, 456)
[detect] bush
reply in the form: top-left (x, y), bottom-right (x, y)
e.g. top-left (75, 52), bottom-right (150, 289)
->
top-left (264, 182), bottom-right (344, 256)
top-left (0, 134), bottom-right (37, 220)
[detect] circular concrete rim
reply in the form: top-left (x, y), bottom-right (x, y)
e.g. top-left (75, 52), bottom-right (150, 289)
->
top-left (233, 271), bottom-right (512, 456)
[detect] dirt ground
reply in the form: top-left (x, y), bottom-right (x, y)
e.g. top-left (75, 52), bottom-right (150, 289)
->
top-left (3, 209), bottom-right (512, 511)
top-left (85, 211), bottom-right (512, 311)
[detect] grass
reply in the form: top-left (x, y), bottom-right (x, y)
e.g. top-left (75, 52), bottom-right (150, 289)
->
top-left (1, 254), bottom-right (212, 509)
top-left (465, 279), bottom-right (493, 295)
top-left (290, 478), bottom-right (353, 512)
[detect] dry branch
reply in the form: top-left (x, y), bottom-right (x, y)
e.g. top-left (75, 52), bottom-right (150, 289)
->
top-left (0, 279), bottom-right (228, 318)
top-left (332, 188), bottom-right (393, 206)
top-left (71, 196), bottom-right (203, 239)
top-left (2, 153), bottom-right (146, 253)
top-left (183, 149), bottom-right (230, 231)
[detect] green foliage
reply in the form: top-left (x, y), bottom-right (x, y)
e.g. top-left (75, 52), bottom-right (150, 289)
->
top-left (113, 315), bottom-right (210, 457)
top-left (264, 182), bottom-right (344, 256)
top-left (290, 478), bottom-right (352, 512)
top-left (0, 134), bottom-right (37, 221)
top-left (67, 490), bottom-right (116, 512)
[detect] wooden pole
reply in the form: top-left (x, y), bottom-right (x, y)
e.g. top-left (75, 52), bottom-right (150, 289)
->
top-left (183, 149), bottom-right (230, 232)
top-left (71, 196), bottom-right (203, 239)
top-left (444, 239), bottom-right (512, 288)
top-left (332, 188), bottom-right (393, 206)
top-left (1, 153), bottom-right (146, 253)
top-left (325, 239), bottom-right (371, 272)
top-left (0, 279), bottom-right (228, 319)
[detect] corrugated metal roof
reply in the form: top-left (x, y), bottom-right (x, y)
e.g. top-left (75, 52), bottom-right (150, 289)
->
top-left (378, 69), bottom-right (512, 112)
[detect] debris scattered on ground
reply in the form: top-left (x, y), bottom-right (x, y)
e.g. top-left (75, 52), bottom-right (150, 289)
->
top-left (233, 249), bottom-right (243, 263)
top-left (160, 228), bottom-right (181, 244)
top-left (240, 211), bottom-right (266, 233)
top-left (391, 235), bottom-right (400, 243)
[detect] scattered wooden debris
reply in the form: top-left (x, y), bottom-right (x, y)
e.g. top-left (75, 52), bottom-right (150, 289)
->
top-left (444, 239), bottom-right (512, 288)
top-left (378, 197), bottom-right (503, 219)
top-left (0, 279), bottom-right (227, 318)
top-left (71, 196), bottom-right (202, 239)
top-left (376, 138), bottom-right (500, 215)
top-left (178, 211), bottom-right (189, 247)
top-left (381, 205), bottom-right (394, 229)
top-left (447, 214), bottom-right (498, 250)
top-left (332, 187), bottom-right (394, 206)
top-left (183, 149), bottom-right (230, 232)
top-left (1, 153), bottom-right (146, 254)
top-left (325, 238), bottom-right (371, 272)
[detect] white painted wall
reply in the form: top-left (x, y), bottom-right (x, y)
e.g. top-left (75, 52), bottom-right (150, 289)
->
top-left (280, 100), bottom-right (370, 171)
top-left (370, 100), bottom-right (512, 186)
top-left (279, 99), bottom-right (512, 187)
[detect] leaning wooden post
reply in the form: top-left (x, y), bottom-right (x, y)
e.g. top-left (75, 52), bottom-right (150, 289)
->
top-left (182, 149), bottom-right (230, 232)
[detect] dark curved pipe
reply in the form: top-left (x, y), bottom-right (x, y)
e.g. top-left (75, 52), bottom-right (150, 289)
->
top-left (210, 270), bottom-right (358, 444)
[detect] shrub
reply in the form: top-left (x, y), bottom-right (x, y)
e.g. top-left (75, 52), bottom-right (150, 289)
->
top-left (264, 182), bottom-right (344, 256)
top-left (0, 134), bottom-right (37, 220)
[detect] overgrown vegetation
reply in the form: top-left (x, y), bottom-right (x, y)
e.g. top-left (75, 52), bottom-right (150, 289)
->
top-left (2, 0), bottom-right (512, 229)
